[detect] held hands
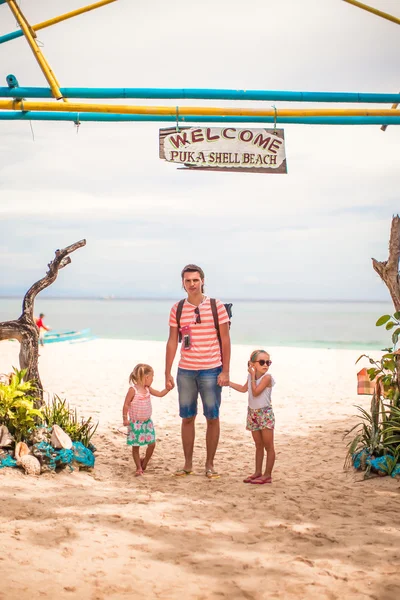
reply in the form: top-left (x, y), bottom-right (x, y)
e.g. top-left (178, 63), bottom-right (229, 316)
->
top-left (217, 371), bottom-right (229, 387)
top-left (165, 374), bottom-right (175, 391)
top-left (123, 416), bottom-right (129, 426)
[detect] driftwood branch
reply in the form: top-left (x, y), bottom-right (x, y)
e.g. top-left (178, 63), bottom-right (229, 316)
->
top-left (0, 240), bottom-right (86, 405)
top-left (372, 216), bottom-right (400, 388)
top-left (372, 215), bottom-right (400, 312)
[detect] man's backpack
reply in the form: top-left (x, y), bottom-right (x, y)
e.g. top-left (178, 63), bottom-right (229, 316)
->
top-left (176, 298), bottom-right (233, 345)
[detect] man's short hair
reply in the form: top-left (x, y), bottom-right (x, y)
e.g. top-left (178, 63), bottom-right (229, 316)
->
top-left (181, 264), bottom-right (205, 281)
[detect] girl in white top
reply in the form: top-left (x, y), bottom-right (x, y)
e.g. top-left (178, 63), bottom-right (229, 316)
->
top-left (229, 349), bottom-right (276, 485)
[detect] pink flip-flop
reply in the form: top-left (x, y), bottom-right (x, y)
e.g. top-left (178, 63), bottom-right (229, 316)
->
top-left (249, 477), bottom-right (272, 485)
top-left (243, 474), bottom-right (262, 483)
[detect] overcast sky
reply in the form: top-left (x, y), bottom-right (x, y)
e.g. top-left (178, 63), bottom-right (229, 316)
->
top-left (0, 0), bottom-right (399, 301)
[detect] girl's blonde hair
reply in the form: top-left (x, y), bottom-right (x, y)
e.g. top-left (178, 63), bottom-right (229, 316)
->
top-left (249, 349), bottom-right (269, 363)
top-left (129, 363), bottom-right (153, 386)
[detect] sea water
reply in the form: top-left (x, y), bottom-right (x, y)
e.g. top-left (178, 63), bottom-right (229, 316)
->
top-left (0, 297), bottom-right (394, 350)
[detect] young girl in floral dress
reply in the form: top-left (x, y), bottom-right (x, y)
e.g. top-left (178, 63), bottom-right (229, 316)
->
top-left (122, 363), bottom-right (169, 476)
top-left (229, 349), bottom-right (276, 484)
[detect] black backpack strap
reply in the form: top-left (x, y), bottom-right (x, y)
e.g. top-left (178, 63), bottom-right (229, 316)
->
top-left (176, 299), bottom-right (185, 343)
top-left (210, 298), bottom-right (221, 343)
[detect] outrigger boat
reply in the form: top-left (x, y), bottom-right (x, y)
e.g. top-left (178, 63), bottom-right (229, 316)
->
top-left (43, 328), bottom-right (92, 344)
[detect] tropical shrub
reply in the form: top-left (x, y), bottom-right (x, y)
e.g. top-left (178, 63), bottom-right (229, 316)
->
top-left (345, 312), bottom-right (400, 478)
top-left (0, 368), bottom-right (44, 442)
top-left (42, 395), bottom-right (98, 447)
top-left (0, 369), bottom-right (98, 448)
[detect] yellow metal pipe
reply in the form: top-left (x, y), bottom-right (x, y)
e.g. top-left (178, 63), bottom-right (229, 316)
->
top-left (6, 0), bottom-right (63, 100)
top-left (343, 0), bottom-right (400, 26)
top-left (33, 0), bottom-right (117, 33)
top-left (2, 100), bottom-right (399, 117)
top-left (381, 100), bottom-right (399, 131)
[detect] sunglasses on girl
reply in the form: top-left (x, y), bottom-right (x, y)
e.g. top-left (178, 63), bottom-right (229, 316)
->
top-left (255, 359), bottom-right (272, 366)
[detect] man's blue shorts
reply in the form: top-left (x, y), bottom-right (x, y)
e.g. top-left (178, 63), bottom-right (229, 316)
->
top-left (177, 366), bottom-right (222, 420)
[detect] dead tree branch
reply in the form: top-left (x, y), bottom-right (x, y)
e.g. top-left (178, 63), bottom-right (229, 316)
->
top-left (0, 240), bottom-right (86, 405)
top-left (372, 215), bottom-right (400, 312)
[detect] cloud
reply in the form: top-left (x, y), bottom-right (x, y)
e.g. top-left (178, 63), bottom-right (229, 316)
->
top-left (0, 0), bottom-right (399, 300)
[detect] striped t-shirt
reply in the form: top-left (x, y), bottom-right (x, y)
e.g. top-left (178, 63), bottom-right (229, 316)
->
top-left (169, 297), bottom-right (229, 370)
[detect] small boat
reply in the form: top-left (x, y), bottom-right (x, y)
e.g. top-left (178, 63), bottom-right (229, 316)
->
top-left (43, 328), bottom-right (92, 344)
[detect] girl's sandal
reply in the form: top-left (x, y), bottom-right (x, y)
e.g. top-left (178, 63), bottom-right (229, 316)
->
top-left (243, 474), bottom-right (262, 483)
top-left (249, 476), bottom-right (272, 485)
top-left (135, 468), bottom-right (144, 477)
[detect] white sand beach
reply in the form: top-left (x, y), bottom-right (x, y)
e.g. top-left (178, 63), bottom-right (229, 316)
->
top-left (1, 338), bottom-right (400, 600)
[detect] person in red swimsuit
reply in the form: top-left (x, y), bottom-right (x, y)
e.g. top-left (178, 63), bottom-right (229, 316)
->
top-left (35, 313), bottom-right (50, 346)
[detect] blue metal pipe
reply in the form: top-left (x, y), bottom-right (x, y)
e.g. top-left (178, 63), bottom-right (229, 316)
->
top-left (0, 111), bottom-right (399, 125)
top-left (0, 86), bottom-right (399, 104)
top-left (0, 30), bottom-right (23, 45)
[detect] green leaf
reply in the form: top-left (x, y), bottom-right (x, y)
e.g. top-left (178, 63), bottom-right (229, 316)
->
top-left (393, 312), bottom-right (400, 321)
top-left (392, 328), bottom-right (400, 346)
top-left (376, 315), bottom-right (391, 327)
top-left (386, 322), bottom-right (396, 331)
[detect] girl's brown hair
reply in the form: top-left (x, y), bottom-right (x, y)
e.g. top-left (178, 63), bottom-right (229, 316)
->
top-left (129, 363), bottom-right (153, 386)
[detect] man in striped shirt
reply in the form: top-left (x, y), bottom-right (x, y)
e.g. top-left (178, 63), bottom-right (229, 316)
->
top-left (165, 264), bottom-right (231, 479)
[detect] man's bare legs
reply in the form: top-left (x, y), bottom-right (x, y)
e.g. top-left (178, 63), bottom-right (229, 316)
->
top-left (181, 416), bottom-right (196, 472)
top-left (205, 417), bottom-right (220, 473)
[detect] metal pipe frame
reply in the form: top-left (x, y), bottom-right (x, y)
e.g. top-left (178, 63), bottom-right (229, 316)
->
top-left (0, 0), bottom-right (117, 45)
top-left (1, 100), bottom-right (399, 117)
top-left (343, 0), bottom-right (400, 26)
top-left (5, 0), bottom-right (63, 100)
top-left (1, 111), bottom-right (400, 125)
top-left (0, 86), bottom-right (399, 104)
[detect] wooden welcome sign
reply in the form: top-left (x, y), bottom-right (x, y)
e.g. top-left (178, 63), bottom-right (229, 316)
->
top-left (159, 126), bottom-right (287, 173)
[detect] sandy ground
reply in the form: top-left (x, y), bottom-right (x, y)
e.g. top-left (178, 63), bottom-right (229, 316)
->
top-left (1, 338), bottom-right (400, 600)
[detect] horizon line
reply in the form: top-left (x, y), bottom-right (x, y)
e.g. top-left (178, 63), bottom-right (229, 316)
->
top-left (0, 295), bottom-right (391, 304)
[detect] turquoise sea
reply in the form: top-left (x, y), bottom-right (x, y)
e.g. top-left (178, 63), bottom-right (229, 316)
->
top-left (0, 297), bottom-right (394, 350)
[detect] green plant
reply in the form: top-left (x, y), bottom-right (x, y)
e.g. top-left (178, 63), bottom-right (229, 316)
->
top-left (345, 312), bottom-right (400, 478)
top-left (345, 393), bottom-right (384, 477)
top-left (0, 368), bottom-right (43, 442)
top-left (43, 394), bottom-right (98, 447)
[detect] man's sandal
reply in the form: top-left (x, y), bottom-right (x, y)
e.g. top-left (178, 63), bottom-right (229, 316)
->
top-left (205, 469), bottom-right (220, 479)
top-left (173, 469), bottom-right (193, 477)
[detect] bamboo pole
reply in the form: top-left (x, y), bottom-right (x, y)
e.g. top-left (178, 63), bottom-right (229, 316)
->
top-left (0, 0), bottom-right (117, 45)
top-left (34, 0), bottom-right (117, 31)
top-left (0, 86), bottom-right (400, 104)
top-left (2, 100), bottom-right (400, 117)
top-left (342, 0), bottom-right (400, 26)
top-left (1, 111), bottom-right (400, 125)
top-left (381, 97), bottom-right (399, 132)
top-left (5, 1), bottom-right (64, 100)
